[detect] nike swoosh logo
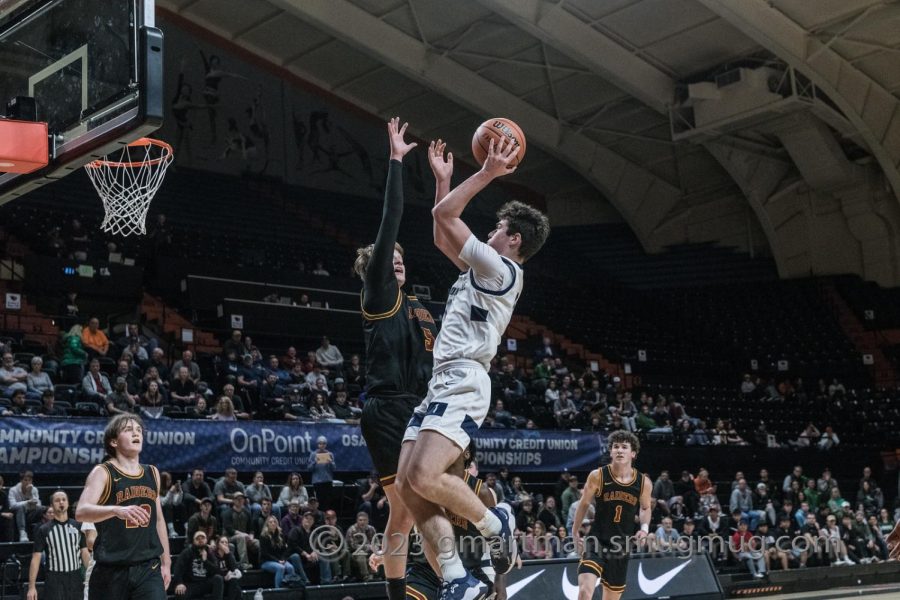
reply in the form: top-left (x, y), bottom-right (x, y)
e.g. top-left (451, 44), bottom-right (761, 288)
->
top-left (637, 560), bottom-right (691, 595)
top-left (113, 477), bottom-right (121, 482)
top-left (504, 570), bottom-right (543, 598)
top-left (561, 567), bottom-right (599, 600)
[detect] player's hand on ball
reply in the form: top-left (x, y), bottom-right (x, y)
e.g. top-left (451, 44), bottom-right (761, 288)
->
top-left (117, 504), bottom-right (150, 526)
top-left (481, 138), bottom-right (518, 178)
top-left (388, 117), bottom-right (417, 161)
top-left (428, 139), bottom-right (453, 182)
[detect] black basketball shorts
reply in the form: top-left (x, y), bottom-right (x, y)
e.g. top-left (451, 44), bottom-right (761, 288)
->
top-left (578, 550), bottom-right (628, 593)
top-left (88, 560), bottom-right (166, 600)
top-left (361, 395), bottom-right (420, 486)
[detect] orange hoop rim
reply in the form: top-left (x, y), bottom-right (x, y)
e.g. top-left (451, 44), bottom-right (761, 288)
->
top-left (85, 138), bottom-right (174, 169)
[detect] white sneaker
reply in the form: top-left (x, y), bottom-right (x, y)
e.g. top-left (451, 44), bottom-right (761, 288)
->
top-left (753, 573), bottom-right (765, 579)
top-left (19, 530), bottom-right (29, 542)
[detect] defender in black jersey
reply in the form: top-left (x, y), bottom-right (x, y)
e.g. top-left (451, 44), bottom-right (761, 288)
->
top-left (573, 431), bottom-right (652, 600)
top-left (354, 117), bottom-right (439, 600)
top-left (405, 445), bottom-right (508, 600)
top-left (76, 414), bottom-right (171, 600)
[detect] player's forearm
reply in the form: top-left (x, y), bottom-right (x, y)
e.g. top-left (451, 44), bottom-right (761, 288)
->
top-left (432, 178), bottom-right (450, 245)
top-left (75, 503), bottom-right (118, 523)
top-left (432, 170), bottom-right (493, 222)
top-left (369, 160), bottom-right (404, 283)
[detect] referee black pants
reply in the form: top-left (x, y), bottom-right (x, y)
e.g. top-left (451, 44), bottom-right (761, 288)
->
top-left (45, 570), bottom-right (84, 600)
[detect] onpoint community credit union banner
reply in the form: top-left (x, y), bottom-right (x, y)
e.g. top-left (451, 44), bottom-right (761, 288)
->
top-left (0, 417), bottom-right (607, 474)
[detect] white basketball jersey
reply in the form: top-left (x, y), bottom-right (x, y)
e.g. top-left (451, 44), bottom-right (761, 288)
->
top-left (434, 255), bottom-right (523, 369)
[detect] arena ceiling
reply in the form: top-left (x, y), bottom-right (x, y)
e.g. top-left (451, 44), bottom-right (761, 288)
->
top-left (157, 0), bottom-right (900, 273)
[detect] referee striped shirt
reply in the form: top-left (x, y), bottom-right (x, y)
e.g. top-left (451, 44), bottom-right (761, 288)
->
top-left (34, 518), bottom-right (85, 572)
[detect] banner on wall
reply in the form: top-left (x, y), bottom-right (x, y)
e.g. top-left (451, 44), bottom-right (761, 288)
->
top-left (0, 418), bottom-right (606, 474)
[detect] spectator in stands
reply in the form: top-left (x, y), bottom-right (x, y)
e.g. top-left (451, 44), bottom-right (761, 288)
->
top-left (857, 481), bottom-right (881, 517)
top-left (553, 392), bottom-right (577, 428)
top-left (171, 366), bottom-right (198, 407)
top-left (259, 516), bottom-right (300, 589)
top-left (81, 359), bottom-right (111, 403)
top-left (544, 379), bottom-right (560, 407)
top-left (653, 471), bottom-right (675, 517)
top-left (258, 372), bottom-right (286, 418)
top-left (148, 347), bottom-right (170, 382)
top-left (877, 508), bottom-right (895, 538)
top-left (36, 390), bottom-right (65, 417)
top-left (220, 384), bottom-right (249, 419)
top-left (822, 514), bottom-right (853, 565)
top-left (818, 425), bottom-right (840, 450)
top-left (280, 499), bottom-right (303, 536)
top-left (209, 397), bottom-right (235, 421)
top-left (0, 352), bottom-right (27, 398)
top-left (754, 482), bottom-right (778, 528)
top-left (81, 318), bottom-right (109, 358)
top-left (560, 475), bottom-right (581, 519)
top-left (278, 474), bottom-right (308, 511)
top-left (312, 261), bottom-right (330, 277)
top-left (309, 436), bottom-right (335, 506)
top-left (214, 469), bottom-right (246, 510)
top-left (827, 489), bottom-right (849, 519)
top-left (817, 468), bottom-right (838, 496)
top-left (246, 472), bottom-right (274, 519)
top-left (116, 358), bottom-right (142, 396)
top-left (140, 380), bottom-right (167, 419)
top-left (222, 492), bottom-right (257, 570)
top-left (695, 468), bottom-right (717, 512)
top-left (486, 473), bottom-right (504, 506)
top-left (10, 471), bottom-right (42, 542)
top-left (782, 465), bottom-right (805, 496)
top-left (789, 422), bottom-right (821, 448)
top-left (265, 356), bottom-right (290, 386)
top-left (865, 514), bottom-right (889, 561)
top-left (697, 506), bottom-right (727, 562)
top-left (315, 336), bottom-right (344, 375)
top-left (515, 497), bottom-right (537, 533)
top-left (803, 479), bottom-right (821, 512)
top-left (654, 517), bottom-right (679, 552)
top-left (159, 472), bottom-right (186, 538)
top-left (732, 519), bottom-right (765, 578)
top-left (346, 511), bottom-right (376, 582)
top-left (741, 374), bottom-right (756, 395)
top-left (522, 520), bottom-right (552, 559)
top-left (210, 534), bottom-right (243, 600)
top-left (59, 325), bottom-right (88, 383)
top-left (537, 496), bottom-right (562, 531)
top-left (187, 498), bottom-right (220, 539)
top-left (287, 511), bottom-right (325, 584)
top-left (309, 390), bottom-right (336, 421)
top-left (2, 389), bottom-right (31, 416)
top-left (106, 377), bottom-right (136, 415)
top-left (223, 331), bottom-right (243, 358)
top-left (237, 354), bottom-right (260, 404)
top-left (331, 390), bottom-right (357, 420)
top-left (172, 350), bottom-right (201, 384)
top-left (182, 469), bottom-right (213, 518)
top-left (117, 323), bottom-right (150, 355)
top-left (57, 291), bottom-right (79, 331)
top-left (774, 514), bottom-right (807, 568)
top-left (25, 356), bottom-right (52, 400)
top-left (345, 354), bottom-right (365, 390)
top-left (252, 498), bottom-right (275, 538)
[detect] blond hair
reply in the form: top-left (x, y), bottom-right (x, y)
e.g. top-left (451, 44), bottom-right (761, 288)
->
top-left (353, 242), bottom-right (403, 280)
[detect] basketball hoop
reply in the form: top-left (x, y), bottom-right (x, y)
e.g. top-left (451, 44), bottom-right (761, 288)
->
top-left (84, 138), bottom-right (173, 236)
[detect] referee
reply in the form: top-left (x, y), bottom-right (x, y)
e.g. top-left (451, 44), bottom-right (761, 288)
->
top-left (27, 491), bottom-right (89, 600)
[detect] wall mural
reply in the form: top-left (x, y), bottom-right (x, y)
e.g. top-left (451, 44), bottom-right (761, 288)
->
top-left (156, 17), bottom-right (452, 204)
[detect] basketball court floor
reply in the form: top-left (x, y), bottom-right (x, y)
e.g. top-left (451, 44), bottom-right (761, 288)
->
top-left (770, 584), bottom-right (900, 599)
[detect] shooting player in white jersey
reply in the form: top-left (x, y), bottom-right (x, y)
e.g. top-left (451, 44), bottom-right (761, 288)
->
top-left (396, 138), bottom-right (550, 600)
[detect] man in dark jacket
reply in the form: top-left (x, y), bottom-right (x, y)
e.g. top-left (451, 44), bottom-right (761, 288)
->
top-left (172, 531), bottom-right (224, 599)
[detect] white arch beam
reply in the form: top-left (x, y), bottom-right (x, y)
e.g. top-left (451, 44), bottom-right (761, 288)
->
top-left (269, 0), bottom-right (684, 250)
top-left (696, 0), bottom-right (900, 202)
top-left (474, 0), bottom-right (675, 114)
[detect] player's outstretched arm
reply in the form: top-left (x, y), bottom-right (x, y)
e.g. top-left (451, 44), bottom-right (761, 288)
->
top-left (364, 118), bottom-right (416, 309)
top-left (432, 137), bottom-right (518, 260)
top-left (428, 140), bottom-right (465, 271)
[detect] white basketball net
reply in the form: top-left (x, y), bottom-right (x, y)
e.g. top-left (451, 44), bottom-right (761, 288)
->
top-left (84, 139), bottom-right (173, 236)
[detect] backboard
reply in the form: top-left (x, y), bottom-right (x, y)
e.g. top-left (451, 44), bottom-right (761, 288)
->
top-left (0, 0), bottom-right (163, 205)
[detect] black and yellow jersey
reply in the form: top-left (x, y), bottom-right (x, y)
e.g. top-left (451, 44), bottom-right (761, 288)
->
top-left (93, 462), bottom-right (163, 566)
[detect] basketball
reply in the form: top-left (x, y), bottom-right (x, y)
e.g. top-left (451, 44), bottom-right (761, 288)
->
top-left (471, 118), bottom-right (526, 168)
